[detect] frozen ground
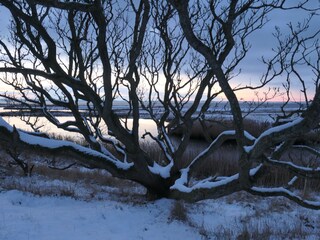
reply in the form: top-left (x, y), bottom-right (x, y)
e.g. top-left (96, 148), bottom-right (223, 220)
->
top-left (0, 175), bottom-right (319, 240)
top-left (0, 190), bottom-right (200, 240)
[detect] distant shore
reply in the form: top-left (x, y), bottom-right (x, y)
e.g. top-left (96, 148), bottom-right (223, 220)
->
top-left (0, 101), bottom-right (306, 120)
top-left (0, 105), bottom-right (153, 118)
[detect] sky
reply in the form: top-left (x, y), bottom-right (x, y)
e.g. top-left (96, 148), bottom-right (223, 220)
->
top-left (232, 2), bottom-right (320, 102)
top-left (0, 1), bottom-right (319, 102)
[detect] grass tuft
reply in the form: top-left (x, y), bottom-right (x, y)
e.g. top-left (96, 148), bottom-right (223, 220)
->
top-left (169, 200), bottom-right (189, 223)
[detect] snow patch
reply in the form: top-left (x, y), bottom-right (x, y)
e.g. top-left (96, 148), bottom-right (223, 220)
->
top-left (148, 162), bottom-right (173, 179)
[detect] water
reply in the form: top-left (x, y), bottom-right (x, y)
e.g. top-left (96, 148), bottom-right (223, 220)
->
top-left (0, 101), bottom-right (304, 139)
top-left (2, 115), bottom-right (158, 139)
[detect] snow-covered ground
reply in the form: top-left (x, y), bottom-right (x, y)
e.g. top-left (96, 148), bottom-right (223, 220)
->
top-left (0, 190), bottom-right (200, 240)
top-left (0, 176), bottom-right (319, 240)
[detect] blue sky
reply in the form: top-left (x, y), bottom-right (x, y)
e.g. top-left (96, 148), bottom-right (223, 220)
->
top-left (231, 3), bottom-right (319, 102)
top-left (0, 1), bottom-right (319, 102)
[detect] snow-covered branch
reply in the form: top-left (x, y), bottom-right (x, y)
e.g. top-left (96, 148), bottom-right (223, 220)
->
top-left (292, 145), bottom-right (320, 158)
top-left (249, 187), bottom-right (320, 210)
top-left (245, 117), bottom-right (304, 154)
top-left (169, 165), bottom-right (263, 202)
top-left (265, 158), bottom-right (320, 178)
top-left (0, 117), bottom-right (133, 172)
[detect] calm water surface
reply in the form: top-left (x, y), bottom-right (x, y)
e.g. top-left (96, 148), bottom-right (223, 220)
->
top-left (2, 115), bottom-right (158, 138)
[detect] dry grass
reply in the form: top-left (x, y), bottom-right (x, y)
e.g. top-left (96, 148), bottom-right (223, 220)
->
top-left (0, 165), bottom-right (146, 203)
top-left (1, 119), bottom-right (320, 197)
top-left (0, 151), bottom-right (146, 202)
top-left (0, 143), bottom-right (270, 198)
top-left (170, 118), bottom-right (271, 141)
top-left (142, 140), bottom-right (320, 192)
top-left (166, 118), bottom-right (320, 192)
top-left (171, 118), bottom-right (320, 146)
top-left (169, 200), bottom-right (189, 222)
top-left (233, 221), bottom-right (309, 240)
top-left (2, 138), bottom-right (319, 193)
top-left (47, 132), bottom-right (87, 145)
top-left (202, 194), bottom-right (318, 239)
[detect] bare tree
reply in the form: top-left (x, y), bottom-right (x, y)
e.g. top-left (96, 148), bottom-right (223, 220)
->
top-left (0, 0), bottom-right (319, 208)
